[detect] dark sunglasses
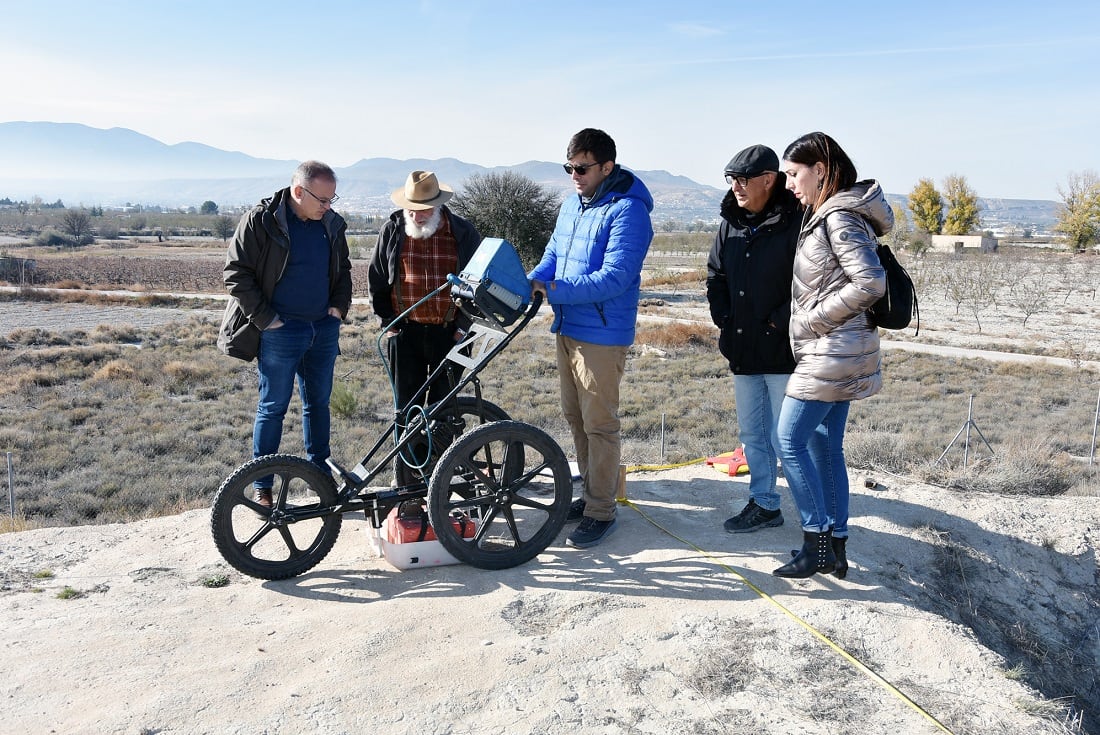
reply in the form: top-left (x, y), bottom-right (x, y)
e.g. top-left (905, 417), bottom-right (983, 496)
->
top-left (563, 161), bottom-right (604, 176)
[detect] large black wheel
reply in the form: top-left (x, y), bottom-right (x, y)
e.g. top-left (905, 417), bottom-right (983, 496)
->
top-left (427, 420), bottom-right (570, 570)
top-left (396, 396), bottom-right (512, 482)
top-left (210, 454), bottom-right (342, 580)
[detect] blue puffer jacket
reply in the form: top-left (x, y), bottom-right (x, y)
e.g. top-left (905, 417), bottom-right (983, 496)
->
top-left (528, 165), bottom-right (654, 346)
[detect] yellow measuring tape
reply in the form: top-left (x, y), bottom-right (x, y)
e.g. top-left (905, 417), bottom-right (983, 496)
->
top-left (616, 468), bottom-right (955, 735)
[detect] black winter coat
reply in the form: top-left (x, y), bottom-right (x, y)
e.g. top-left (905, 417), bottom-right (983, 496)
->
top-left (705, 185), bottom-right (801, 375)
top-left (217, 187), bottom-right (352, 361)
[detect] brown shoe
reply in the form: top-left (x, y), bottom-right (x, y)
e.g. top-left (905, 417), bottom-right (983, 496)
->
top-left (254, 488), bottom-right (273, 509)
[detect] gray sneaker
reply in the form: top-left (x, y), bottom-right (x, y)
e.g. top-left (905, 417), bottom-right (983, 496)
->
top-left (567, 517), bottom-right (617, 548)
top-left (724, 501), bottom-right (783, 533)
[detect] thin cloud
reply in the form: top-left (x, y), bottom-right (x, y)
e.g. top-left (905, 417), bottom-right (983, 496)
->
top-left (669, 21), bottom-right (725, 38)
top-left (650, 35), bottom-right (1100, 68)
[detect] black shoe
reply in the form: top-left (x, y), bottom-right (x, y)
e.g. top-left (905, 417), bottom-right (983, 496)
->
top-left (774, 530), bottom-right (836, 578)
top-left (791, 535), bottom-right (848, 578)
top-left (724, 501), bottom-right (783, 533)
top-left (566, 517), bottom-right (617, 548)
top-left (729, 498), bottom-right (758, 520)
top-left (566, 498), bottom-right (586, 523)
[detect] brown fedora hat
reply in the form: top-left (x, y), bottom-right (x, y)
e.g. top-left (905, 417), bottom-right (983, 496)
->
top-left (390, 170), bottom-right (454, 210)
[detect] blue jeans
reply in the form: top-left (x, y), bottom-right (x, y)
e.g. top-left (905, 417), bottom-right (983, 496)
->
top-left (732, 373), bottom-right (790, 511)
top-left (777, 396), bottom-right (851, 535)
top-left (253, 315), bottom-right (341, 487)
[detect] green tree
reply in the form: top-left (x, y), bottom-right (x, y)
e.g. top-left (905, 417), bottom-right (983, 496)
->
top-left (1054, 170), bottom-right (1100, 252)
top-left (200, 200), bottom-right (218, 215)
top-left (449, 170), bottom-right (560, 269)
top-left (908, 178), bottom-right (944, 234)
top-left (942, 174), bottom-right (980, 235)
top-left (214, 215), bottom-right (236, 242)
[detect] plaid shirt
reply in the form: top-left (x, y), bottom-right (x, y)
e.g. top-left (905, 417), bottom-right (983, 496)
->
top-left (393, 212), bottom-right (460, 324)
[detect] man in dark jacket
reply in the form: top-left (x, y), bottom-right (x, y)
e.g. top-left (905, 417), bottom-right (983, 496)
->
top-left (705, 145), bottom-right (801, 533)
top-left (220, 160), bottom-right (353, 509)
top-left (368, 171), bottom-right (481, 485)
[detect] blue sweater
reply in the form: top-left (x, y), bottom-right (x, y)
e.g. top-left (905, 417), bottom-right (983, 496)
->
top-left (272, 212), bottom-right (331, 321)
top-left (528, 166), bottom-right (654, 346)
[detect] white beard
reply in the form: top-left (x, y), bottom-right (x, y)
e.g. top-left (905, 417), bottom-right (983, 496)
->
top-left (404, 208), bottom-right (443, 239)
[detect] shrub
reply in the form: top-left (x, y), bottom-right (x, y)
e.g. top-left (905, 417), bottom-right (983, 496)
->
top-left (92, 360), bottom-right (137, 381)
top-left (331, 381), bottom-right (359, 418)
top-left (634, 321), bottom-right (714, 349)
top-left (643, 268), bottom-right (706, 287)
top-left (97, 222), bottom-right (121, 240)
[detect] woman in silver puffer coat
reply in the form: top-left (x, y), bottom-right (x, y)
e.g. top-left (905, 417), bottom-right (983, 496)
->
top-left (772, 132), bottom-right (890, 580)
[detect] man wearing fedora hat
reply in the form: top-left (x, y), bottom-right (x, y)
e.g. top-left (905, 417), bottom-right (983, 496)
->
top-left (368, 170), bottom-right (482, 485)
top-left (706, 144), bottom-right (801, 534)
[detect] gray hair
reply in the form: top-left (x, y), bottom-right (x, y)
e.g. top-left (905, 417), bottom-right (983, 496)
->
top-left (292, 160), bottom-right (337, 186)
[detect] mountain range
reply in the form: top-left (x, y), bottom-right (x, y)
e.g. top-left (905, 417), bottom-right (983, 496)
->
top-left (0, 121), bottom-right (1058, 232)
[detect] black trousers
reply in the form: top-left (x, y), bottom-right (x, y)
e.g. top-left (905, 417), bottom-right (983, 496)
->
top-left (387, 320), bottom-right (461, 412)
top-left (388, 321), bottom-right (463, 484)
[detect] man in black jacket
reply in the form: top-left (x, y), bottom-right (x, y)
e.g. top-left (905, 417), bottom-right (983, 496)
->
top-left (368, 171), bottom-right (482, 485)
top-left (705, 145), bottom-right (801, 533)
top-left (220, 160), bottom-right (353, 509)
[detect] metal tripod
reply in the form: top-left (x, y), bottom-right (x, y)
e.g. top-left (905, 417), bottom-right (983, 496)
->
top-left (935, 394), bottom-right (995, 467)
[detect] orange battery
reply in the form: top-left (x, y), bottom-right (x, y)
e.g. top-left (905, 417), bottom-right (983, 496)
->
top-left (384, 504), bottom-right (477, 545)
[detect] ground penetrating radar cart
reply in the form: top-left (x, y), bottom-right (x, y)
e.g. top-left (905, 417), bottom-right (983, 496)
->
top-left (210, 239), bottom-right (571, 580)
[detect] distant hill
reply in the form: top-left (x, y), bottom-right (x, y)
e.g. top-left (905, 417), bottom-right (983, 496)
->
top-left (0, 121), bottom-right (298, 180)
top-left (0, 121), bottom-right (1057, 231)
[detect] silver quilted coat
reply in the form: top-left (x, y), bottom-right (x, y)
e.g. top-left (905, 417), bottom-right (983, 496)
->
top-left (786, 180), bottom-right (892, 402)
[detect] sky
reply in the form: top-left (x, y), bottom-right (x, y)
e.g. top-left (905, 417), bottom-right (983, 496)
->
top-left (1, 0), bottom-right (1097, 201)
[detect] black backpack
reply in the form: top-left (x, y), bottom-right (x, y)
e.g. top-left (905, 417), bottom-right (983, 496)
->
top-left (868, 243), bottom-right (918, 334)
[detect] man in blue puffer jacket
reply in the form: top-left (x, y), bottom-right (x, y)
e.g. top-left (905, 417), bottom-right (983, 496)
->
top-left (529, 128), bottom-right (654, 549)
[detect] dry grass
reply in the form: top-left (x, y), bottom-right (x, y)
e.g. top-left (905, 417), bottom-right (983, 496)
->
top-left (3, 248), bottom-right (1100, 530)
top-left (643, 268), bottom-right (707, 287)
top-left (634, 320), bottom-right (714, 348)
top-left (2, 301), bottom-right (1098, 529)
top-left (0, 512), bottom-right (39, 534)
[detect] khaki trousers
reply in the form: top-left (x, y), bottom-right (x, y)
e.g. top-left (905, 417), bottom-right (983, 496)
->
top-left (556, 335), bottom-right (627, 521)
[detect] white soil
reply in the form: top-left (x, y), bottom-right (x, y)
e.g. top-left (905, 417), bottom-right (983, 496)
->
top-left (2, 464), bottom-right (1096, 734)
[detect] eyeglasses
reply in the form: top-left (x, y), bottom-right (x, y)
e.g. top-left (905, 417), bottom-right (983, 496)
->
top-left (563, 161), bottom-right (604, 176)
top-left (301, 186), bottom-right (340, 206)
top-left (725, 172), bottom-right (770, 187)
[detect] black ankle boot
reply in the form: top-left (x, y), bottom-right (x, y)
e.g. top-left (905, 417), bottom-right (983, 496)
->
top-left (789, 535), bottom-right (849, 578)
top-left (774, 530), bottom-right (836, 578)
top-left (831, 536), bottom-right (848, 579)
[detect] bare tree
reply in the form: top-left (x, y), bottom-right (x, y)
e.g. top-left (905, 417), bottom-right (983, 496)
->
top-left (449, 171), bottom-right (560, 269)
top-left (961, 256), bottom-right (1004, 333)
top-left (883, 202), bottom-right (910, 251)
top-left (60, 209), bottom-right (92, 240)
top-left (214, 215), bottom-right (236, 242)
top-left (1004, 260), bottom-right (1049, 327)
